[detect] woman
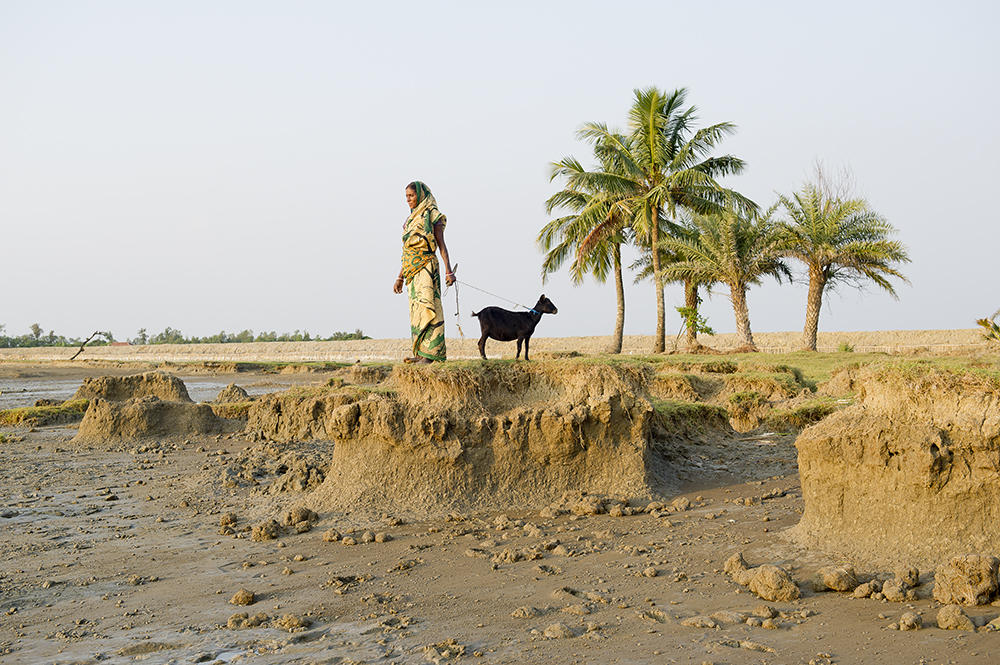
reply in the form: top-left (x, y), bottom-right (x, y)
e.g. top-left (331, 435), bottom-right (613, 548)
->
top-left (393, 181), bottom-right (455, 363)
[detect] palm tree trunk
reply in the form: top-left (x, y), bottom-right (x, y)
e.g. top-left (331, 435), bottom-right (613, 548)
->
top-left (731, 285), bottom-right (756, 350)
top-left (801, 265), bottom-right (826, 351)
top-left (684, 280), bottom-right (698, 350)
top-left (608, 243), bottom-right (625, 353)
top-left (651, 209), bottom-right (666, 353)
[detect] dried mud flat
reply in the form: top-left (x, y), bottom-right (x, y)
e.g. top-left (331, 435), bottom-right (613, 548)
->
top-left (1, 348), bottom-right (999, 665)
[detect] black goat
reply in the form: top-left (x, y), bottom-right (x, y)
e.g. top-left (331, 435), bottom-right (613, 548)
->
top-left (471, 294), bottom-right (558, 360)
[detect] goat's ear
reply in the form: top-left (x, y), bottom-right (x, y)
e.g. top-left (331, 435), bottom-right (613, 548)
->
top-left (540, 294), bottom-right (545, 298)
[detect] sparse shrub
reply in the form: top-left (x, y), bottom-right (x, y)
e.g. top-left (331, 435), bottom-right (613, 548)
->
top-left (728, 391), bottom-right (766, 409)
top-left (700, 360), bottom-right (738, 374)
top-left (837, 341), bottom-right (855, 353)
top-left (210, 402), bottom-right (254, 420)
top-left (976, 316), bottom-right (1000, 344)
top-left (651, 399), bottom-right (729, 431)
top-left (764, 401), bottom-right (839, 431)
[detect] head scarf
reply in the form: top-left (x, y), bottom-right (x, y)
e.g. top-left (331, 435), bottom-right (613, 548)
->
top-left (405, 181), bottom-right (446, 234)
top-left (401, 181), bottom-right (447, 281)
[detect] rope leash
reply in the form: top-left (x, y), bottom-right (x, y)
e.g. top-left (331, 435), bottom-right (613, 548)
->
top-left (444, 265), bottom-right (536, 339)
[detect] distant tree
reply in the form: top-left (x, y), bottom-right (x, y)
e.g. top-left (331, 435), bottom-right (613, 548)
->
top-left (658, 201), bottom-right (791, 350)
top-left (150, 327), bottom-right (186, 345)
top-left (232, 329), bottom-right (255, 343)
top-left (328, 329), bottom-right (370, 341)
top-left (778, 179), bottom-right (910, 351)
top-left (30, 323), bottom-right (42, 341)
top-left (134, 328), bottom-right (149, 345)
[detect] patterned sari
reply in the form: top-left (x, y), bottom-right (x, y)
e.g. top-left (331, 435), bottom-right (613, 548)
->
top-left (401, 182), bottom-right (447, 361)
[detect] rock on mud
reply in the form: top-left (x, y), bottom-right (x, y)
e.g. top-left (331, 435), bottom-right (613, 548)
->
top-left (725, 553), bottom-right (800, 602)
top-left (251, 519), bottom-right (283, 542)
top-left (933, 554), bottom-right (1000, 606)
top-left (936, 604), bottom-right (975, 630)
top-left (810, 565), bottom-right (858, 593)
top-left (542, 622), bottom-right (577, 639)
top-left (230, 589), bottom-right (255, 606)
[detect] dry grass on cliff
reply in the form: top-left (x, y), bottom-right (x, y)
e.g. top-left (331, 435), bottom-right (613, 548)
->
top-left (0, 398), bottom-right (89, 427)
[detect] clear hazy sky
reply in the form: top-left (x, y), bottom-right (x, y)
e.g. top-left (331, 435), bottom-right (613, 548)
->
top-left (2, 1), bottom-right (997, 342)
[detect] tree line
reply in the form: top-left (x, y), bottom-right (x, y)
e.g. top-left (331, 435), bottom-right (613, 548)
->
top-left (0, 323), bottom-right (110, 349)
top-left (539, 86), bottom-right (911, 353)
top-left (0, 325), bottom-right (369, 348)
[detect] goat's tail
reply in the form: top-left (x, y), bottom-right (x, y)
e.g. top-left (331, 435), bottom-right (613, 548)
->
top-left (470, 310), bottom-right (480, 318)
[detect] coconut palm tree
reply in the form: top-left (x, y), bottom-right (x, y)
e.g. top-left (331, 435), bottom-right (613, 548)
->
top-left (778, 183), bottom-right (910, 351)
top-left (540, 151), bottom-right (634, 353)
top-left (576, 87), bottom-right (750, 352)
top-left (658, 201), bottom-right (791, 350)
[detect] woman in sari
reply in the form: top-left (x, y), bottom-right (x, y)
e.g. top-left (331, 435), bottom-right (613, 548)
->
top-left (392, 181), bottom-right (455, 363)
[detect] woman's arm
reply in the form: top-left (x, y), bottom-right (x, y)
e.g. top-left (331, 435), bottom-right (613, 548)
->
top-left (434, 223), bottom-right (455, 286)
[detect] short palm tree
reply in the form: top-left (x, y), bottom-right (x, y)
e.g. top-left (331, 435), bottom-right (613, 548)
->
top-left (540, 153), bottom-right (633, 353)
top-left (778, 183), bottom-right (910, 351)
top-left (658, 202), bottom-right (791, 350)
top-left (631, 215), bottom-right (717, 351)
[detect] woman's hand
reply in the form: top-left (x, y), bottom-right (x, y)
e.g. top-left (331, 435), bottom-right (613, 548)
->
top-left (393, 277), bottom-right (404, 294)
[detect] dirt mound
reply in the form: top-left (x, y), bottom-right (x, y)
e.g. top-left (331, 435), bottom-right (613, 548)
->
top-left (73, 396), bottom-right (225, 443)
top-left (215, 383), bottom-right (251, 403)
top-left (788, 364), bottom-right (1000, 565)
top-left (245, 362), bottom-right (692, 517)
top-left (73, 371), bottom-right (192, 403)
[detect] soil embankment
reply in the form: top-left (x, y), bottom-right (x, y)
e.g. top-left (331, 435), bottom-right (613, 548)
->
top-left (790, 363), bottom-right (1000, 566)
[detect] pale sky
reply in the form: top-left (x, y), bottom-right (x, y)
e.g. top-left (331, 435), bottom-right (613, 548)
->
top-left (2, 1), bottom-right (997, 343)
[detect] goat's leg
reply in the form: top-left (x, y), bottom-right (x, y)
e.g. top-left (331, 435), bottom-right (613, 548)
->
top-left (515, 338), bottom-right (523, 360)
top-left (478, 334), bottom-right (488, 359)
top-left (524, 336), bottom-right (531, 361)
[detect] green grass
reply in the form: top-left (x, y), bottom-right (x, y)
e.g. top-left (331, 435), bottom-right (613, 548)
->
top-left (728, 391), bottom-right (767, 408)
top-left (0, 399), bottom-right (90, 427)
top-left (160, 360), bottom-right (354, 373)
top-left (652, 398), bottom-right (729, 429)
top-left (764, 399), bottom-right (842, 432)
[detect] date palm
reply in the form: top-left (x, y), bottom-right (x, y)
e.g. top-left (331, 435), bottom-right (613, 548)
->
top-left (778, 183), bottom-right (910, 351)
top-left (658, 201), bottom-right (791, 350)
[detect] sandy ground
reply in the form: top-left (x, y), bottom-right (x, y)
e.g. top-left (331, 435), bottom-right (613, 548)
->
top-left (0, 330), bottom-right (987, 365)
top-left (1, 352), bottom-right (998, 665)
